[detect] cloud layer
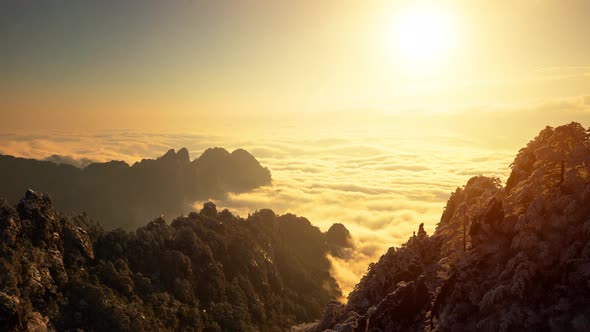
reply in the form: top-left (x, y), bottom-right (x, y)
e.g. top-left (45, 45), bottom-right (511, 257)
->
top-left (201, 131), bottom-right (515, 294)
top-left (1, 102), bottom-right (588, 294)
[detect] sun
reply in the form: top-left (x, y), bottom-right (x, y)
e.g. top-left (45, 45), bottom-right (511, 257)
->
top-left (389, 6), bottom-right (457, 70)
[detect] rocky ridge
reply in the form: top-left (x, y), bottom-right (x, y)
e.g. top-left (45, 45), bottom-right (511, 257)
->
top-left (0, 191), bottom-right (351, 331)
top-left (300, 122), bottom-right (590, 331)
top-left (0, 147), bottom-right (271, 229)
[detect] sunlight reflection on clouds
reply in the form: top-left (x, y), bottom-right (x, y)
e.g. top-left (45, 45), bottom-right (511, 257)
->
top-left (0, 126), bottom-right (521, 294)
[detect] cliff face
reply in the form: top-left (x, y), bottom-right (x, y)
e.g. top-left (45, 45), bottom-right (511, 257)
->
top-left (0, 147), bottom-right (271, 229)
top-left (302, 122), bottom-right (590, 332)
top-left (0, 191), bottom-right (343, 331)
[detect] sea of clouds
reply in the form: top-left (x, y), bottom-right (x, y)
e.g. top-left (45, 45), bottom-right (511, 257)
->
top-left (1, 102), bottom-right (588, 294)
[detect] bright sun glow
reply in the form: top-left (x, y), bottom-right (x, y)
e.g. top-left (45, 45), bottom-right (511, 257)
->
top-left (389, 6), bottom-right (457, 70)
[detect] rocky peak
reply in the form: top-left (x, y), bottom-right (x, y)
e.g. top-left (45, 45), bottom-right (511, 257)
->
top-left (159, 148), bottom-right (191, 164)
top-left (326, 223), bottom-right (354, 259)
top-left (506, 122), bottom-right (590, 193)
top-left (198, 147), bottom-right (231, 162)
top-left (16, 190), bottom-right (62, 249)
top-left (17, 189), bottom-right (54, 219)
top-left (303, 122), bottom-right (590, 332)
top-left (417, 223), bottom-right (426, 238)
top-left (326, 223), bottom-right (353, 248)
top-left (230, 148), bottom-right (256, 162)
top-left (176, 147), bottom-right (190, 164)
top-left (161, 148), bottom-right (176, 159)
top-left (200, 201), bottom-right (218, 218)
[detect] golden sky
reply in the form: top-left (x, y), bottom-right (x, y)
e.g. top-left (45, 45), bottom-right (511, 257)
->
top-left (1, 0), bottom-right (590, 130)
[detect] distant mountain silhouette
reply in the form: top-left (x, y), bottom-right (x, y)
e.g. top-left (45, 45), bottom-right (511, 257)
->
top-left (0, 147), bottom-right (271, 229)
top-left (299, 122), bottom-right (590, 331)
top-left (325, 223), bottom-right (354, 259)
top-left (0, 191), bottom-right (346, 331)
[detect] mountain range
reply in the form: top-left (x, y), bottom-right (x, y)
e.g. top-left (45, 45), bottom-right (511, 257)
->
top-left (0, 147), bottom-right (271, 229)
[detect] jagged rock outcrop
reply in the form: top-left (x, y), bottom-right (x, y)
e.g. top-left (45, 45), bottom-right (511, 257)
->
top-left (301, 122), bottom-right (590, 332)
top-left (0, 147), bottom-right (271, 229)
top-left (326, 223), bottom-right (354, 259)
top-left (0, 191), bottom-right (341, 331)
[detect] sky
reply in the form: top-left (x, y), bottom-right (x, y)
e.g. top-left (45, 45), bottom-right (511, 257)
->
top-left (1, 0), bottom-right (590, 130)
top-left (1, 0), bottom-right (590, 293)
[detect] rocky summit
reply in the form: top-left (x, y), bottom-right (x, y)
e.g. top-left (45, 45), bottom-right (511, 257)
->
top-left (0, 190), bottom-right (350, 331)
top-left (299, 122), bottom-right (590, 332)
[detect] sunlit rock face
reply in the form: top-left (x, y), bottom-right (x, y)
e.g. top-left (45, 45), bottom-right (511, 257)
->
top-left (0, 192), bottom-right (341, 331)
top-left (301, 122), bottom-right (590, 332)
top-left (0, 147), bottom-right (271, 229)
